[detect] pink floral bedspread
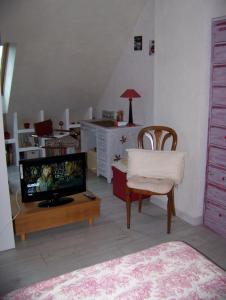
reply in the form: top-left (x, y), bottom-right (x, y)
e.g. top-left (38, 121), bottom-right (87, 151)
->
top-left (3, 241), bottom-right (226, 300)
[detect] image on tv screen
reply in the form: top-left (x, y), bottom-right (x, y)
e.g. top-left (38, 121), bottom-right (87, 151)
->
top-left (23, 159), bottom-right (84, 196)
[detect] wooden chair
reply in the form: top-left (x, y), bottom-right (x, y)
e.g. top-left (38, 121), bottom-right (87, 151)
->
top-left (126, 149), bottom-right (185, 233)
top-left (137, 125), bottom-right (177, 151)
top-left (112, 126), bottom-right (177, 200)
top-left (125, 126), bottom-right (179, 233)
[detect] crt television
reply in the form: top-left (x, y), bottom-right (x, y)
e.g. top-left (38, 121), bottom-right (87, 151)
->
top-left (19, 153), bottom-right (86, 207)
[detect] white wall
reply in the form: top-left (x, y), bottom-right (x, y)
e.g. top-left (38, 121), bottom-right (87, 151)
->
top-left (0, 0), bottom-right (148, 126)
top-left (0, 102), bottom-right (15, 251)
top-left (97, 0), bottom-right (155, 125)
top-left (1, 44), bottom-right (16, 114)
top-left (154, 0), bottom-right (226, 224)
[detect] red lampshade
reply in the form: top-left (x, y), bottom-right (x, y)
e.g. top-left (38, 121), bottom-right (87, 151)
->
top-left (120, 89), bottom-right (141, 99)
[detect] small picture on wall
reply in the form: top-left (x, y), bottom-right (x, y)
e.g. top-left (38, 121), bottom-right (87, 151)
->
top-left (134, 36), bottom-right (142, 51)
top-left (149, 40), bottom-right (155, 56)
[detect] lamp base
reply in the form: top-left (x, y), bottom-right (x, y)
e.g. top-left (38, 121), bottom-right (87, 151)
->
top-left (127, 122), bottom-right (136, 127)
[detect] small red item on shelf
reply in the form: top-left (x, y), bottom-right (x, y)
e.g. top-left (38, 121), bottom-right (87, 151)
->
top-left (24, 123), bottom-right (30, 129)
top-left (4, 131), bottom-right (10, 139)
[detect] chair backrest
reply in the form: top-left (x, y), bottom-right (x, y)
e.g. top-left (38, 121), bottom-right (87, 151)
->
top-left (137, 126), bottom-right (177, 151)
top-left (127, 149), bottom-right (185, 184)
top-left (34, 119), bottom-right (53, 137)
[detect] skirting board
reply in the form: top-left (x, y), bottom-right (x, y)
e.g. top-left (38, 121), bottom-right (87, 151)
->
top-left (151, 197), bottom-right (203, 226)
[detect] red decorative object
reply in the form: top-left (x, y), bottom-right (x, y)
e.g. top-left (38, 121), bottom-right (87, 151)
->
top-left (120, 89), bottom-right (141, 126)
top-left (59, 121), bottom-right (64, 134)
top-left (24, 122), bottom-right (30, 129)
top-left (4, 131), bottom-right (10, 139)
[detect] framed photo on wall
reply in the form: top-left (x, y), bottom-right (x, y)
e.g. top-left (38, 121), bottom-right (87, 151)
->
top-left (134, 36), bottom-right (142, 51)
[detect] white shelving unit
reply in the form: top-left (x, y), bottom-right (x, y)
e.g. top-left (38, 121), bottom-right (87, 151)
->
top-left (13, 110), bottom-right (45, 166)
top-left (9, 108), bottom-right (80, 165)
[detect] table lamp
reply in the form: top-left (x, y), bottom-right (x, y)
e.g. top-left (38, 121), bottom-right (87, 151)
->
top-left (120, 89), bottom-right (141, 126)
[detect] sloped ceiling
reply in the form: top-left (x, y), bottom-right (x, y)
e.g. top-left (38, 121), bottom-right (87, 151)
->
top-left (0, 0), bottom-right (148, 123)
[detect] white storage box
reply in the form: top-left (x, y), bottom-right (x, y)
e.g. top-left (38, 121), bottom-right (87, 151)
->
top-left (24, 150), bottom-right (40, 160)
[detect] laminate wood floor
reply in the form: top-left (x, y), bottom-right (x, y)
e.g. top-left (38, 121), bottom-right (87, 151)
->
top-left (0, 168), bottom-right (226, 296)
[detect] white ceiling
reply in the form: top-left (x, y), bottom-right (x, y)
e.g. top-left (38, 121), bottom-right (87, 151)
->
top-left (0, 0), bottom-right (148, 123)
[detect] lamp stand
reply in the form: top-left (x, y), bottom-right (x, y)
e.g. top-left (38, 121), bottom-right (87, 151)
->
top-left (128, 98), bottom-right (134, 126)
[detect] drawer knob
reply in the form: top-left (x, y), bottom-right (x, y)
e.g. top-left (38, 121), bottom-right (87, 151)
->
top-left (222, 177), bottom-right (225, 181)
top-left (219, 213), bottom-right (222, 217)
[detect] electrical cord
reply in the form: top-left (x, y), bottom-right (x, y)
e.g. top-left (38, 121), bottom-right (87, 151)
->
top-left (12, 190), bottom-right (21, 220)
top-left (0, 190), bottom-right (21, 237)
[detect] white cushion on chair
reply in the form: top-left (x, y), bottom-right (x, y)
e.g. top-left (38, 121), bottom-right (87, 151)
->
top-left (127, 149), bottom-right (185, 185)
top-left (127, 176), bottom-right (174, 194)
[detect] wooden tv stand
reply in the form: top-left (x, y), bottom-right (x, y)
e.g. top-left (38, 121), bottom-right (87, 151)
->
top-left (14, 193), bottom-right (100, 240)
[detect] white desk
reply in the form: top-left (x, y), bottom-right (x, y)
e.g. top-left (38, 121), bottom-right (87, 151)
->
top-left (81, 120), bottom-right (142, 183)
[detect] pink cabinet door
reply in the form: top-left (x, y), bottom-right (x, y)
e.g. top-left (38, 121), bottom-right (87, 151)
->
top-left (204, 202), bottom-right (226, 237)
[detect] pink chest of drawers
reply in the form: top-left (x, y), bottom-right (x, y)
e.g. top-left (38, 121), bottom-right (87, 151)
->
top-left (204, 17), bottom-right (226, 238)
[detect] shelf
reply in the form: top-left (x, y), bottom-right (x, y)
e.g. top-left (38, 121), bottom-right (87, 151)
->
top-left (69, 123), bottom-right (80, 129)
top-left (18, 128), bottom-right (35, 134)
top-left (5, 138), bottom-right (16, 144)
top-left (18, 146), bottom-right (40, 152)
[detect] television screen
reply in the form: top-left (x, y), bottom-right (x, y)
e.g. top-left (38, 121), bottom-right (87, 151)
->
top-left (19, 153), bottom-right (86, 207)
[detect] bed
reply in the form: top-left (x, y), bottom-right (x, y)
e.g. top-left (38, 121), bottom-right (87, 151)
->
top-left (3, 241), bottom-right (226, 300)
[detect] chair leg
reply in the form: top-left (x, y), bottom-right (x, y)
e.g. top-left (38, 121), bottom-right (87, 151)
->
top-left (167, 190), bottom-right (173, 234)
top-left (171, 188), bottom-right (176, 217)
top-left (138, 194), bottom-right (142, 213)
top-left (126, 188), bottom-right (131, 229)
